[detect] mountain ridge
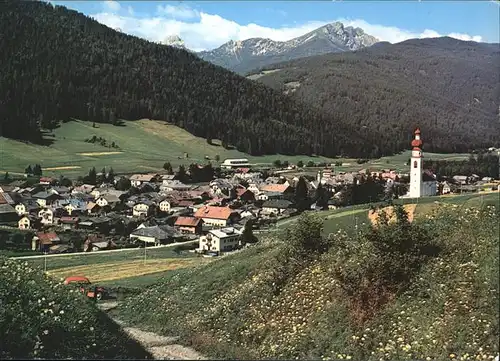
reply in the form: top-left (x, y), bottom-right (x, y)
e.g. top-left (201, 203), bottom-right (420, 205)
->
top-left (196, 22), bottom-right (378, 74)
top-left (250, 36), bottom-right (500, 154)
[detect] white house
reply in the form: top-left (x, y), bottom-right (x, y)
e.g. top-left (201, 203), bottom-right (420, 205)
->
top-left (38, 208), bottom-right (54, 226)
top-left (441, 181), bottom-right (452, 195)
top-left (132, 202), bottom-right (152, 217)
top-left (129, 173), bottom-right (160, 187)
top-left (159, 199), bottom-right (171, 213)
top-left (18, 216), bottom-right (32, 230)
top-left (247, 183), bottom-right (261, 195)
top-left (15, 203), bottom-right (28, 216)
top-left (199, 227), bottom-right (242, 253)
top-left (221, 158), bottom-right (249, 169)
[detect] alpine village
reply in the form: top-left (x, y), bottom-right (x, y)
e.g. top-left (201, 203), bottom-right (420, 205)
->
top-left (0, 1), bottom-right (499, 361)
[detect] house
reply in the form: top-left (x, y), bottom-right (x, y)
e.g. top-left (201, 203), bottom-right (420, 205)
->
top-left (38, 208), bottom-right (54, 226)
top-left (33, 232), bottom-right (61, 251)
top-left (95, 194), bottom-right (122, 208)
top-left (139, 182), bottom-right (159, 193)
top-left (64, 199), bottom-right (87, 215)
top-left (132, 200), bottom-right (154, 217)
top-left (161, 174), bottom-right (176, 182)
top-left (59, 216), bottom-right (79, 230)
top-left (159, 199), bottom-right (172, 213)
top-left (259, 183), bottom-right (291, 196)
top-left (48, 244), bottom-right (71, 254)
top-left (72, 184), bottom-right (95, 194)
top-left (129, 173), bottom-right (160, 187)
top-left (262, 200), bottom-right (293, 215)
top-left (440, 181), bottom-right (452, 195)
top-left (199, 227), bottom-right (242, 253)
top-left (49, 186), bottom-right (71, 196)
top-left (129, 225), bottom-right (180, 246)
top-left (209, 179), bottom-right (234, 196)
top-left (86, 202), bottom-right (101, 215)
top-left (194, 206), bottom-right (238, 227)
top-left (235, 188), bottom-right (255, 202)
top-left (32, 191), bottom-right (61, 208)
top-left (39, 177), bottom-right (55, 185)
top-left (247, 182), bottom-right (261, 195)
top-left (18, 215), bottom-right (37, 230)
top-left (174, 216), bottom-right (203, 234)
top-left (257, 191), bottom-right (283, 201)
top-left (161, 180), bottom-right (191, 192)
top-left (453, 175), bottom-right (468, 185)
top-left (15, 198), bottom-right (40, 216)
top-left (83, 237), bottom-right (117, 252)
top-left (327, 199), bottom-right (339, 210)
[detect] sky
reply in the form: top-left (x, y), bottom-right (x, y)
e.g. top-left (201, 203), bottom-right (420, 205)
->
top-left (50, 1), bottom-right (500, 52)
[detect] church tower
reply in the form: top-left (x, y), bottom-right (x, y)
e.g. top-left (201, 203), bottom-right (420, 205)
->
top-left (409, 128), bottom-right (423, 198)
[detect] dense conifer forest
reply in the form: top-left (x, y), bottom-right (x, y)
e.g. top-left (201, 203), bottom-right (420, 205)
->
top-left (1, 1), bottom-right (366, 157)
top-left (0, 1), bottom-right (498, 159)
top-left (252, 38), bottom-right (500, 155)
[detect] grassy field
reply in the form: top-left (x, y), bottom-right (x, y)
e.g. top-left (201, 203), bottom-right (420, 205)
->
top-left (23, 245), bottom-right (207, 287)
top-left (0, 119), bottom-right (471, 178)
top-left (0, 119), bottom-right (337, 178)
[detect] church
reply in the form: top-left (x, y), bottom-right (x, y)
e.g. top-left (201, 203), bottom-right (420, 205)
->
top-left (405, 128), bottom-right (437, 198)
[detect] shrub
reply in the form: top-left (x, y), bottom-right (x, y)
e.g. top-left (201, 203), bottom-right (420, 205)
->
top-left (0, 257), bottom-right (152, 359)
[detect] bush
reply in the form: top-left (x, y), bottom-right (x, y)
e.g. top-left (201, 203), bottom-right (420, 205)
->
top-left (0, 257), bottom-right (152, 359)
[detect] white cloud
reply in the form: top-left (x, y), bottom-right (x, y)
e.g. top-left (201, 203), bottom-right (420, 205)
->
top-left (127, 6), bottom-right (134, 16)
top-left (103, 0), bottom-right (120, 12)
top-left (90, 4), bottom-right (485, 52)
top-left (156, 4), bottom-right (199, 19)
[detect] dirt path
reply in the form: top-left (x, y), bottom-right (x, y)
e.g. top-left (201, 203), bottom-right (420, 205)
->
top-left (99, 302), bottom-right (205, 360)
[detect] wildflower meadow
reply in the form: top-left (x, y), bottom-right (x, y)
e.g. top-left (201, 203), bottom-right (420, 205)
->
top-left (119, 202), bottom-right (499, 360)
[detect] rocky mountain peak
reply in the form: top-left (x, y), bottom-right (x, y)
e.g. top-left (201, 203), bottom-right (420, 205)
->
top-left (161, 35), bottom-right (186, 49)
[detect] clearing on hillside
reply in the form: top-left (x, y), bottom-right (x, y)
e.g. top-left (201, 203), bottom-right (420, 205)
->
top-left (77, 151), bottom-right (123, 156)
top-left (368, 204), bottom-right (417, 225)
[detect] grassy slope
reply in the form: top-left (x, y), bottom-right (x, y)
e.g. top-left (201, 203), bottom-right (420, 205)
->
top-left (0, 257), bottom-right (152, 359)
top-left (0, 119), bottom-right (336, 177)
top-left (0, 119), bottom-right (470, 178)
top-left (117, 193), bottom-right (499, 360)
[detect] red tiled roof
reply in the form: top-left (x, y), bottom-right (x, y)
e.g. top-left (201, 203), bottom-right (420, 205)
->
top-left (0, 193), bottom-right (8, 205)
top-left (37, 232), bottom-right (59, 243)
top-left (237, 167), bottom-right (250, 173)
top-left (194, 206), bottom-right (232, 220)
top-left (260, 184), bottom-right (289, 193)
top-left (174, 216), bottom-right (201, 227)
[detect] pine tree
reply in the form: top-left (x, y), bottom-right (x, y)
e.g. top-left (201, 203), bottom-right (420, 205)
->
top-left (107, 167), bottom-right (115, 183)
top-left (176, 165), bottom-right (187, 183)
top-left (295, 176), bottom-right (309, 212)
top-left (241, 219), bottom-right (257, 245)
top-left (163, 162), bottom-right (173, 175)
top-left (25, 165), bottom-right (33, 175)
top-left (88, 167), bottom-right (97, 185)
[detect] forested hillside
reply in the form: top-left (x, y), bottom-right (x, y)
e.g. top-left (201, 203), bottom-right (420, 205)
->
top-left (0, 1), bottom-right (368, 158)
top-left (251, 37), bottom-right (500, 155)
